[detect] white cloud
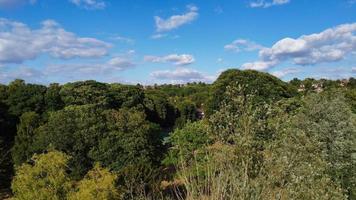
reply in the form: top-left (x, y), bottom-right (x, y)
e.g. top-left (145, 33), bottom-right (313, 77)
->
top-left (250, 0), bottom-right (290, 8)
top-left (271, 68), bottom-right (300, 78)
top-left (151, 67), bottom-right (215, 83)
top-left (0, 67), bottom-right (44, 83)
top-left (110, 35), bottom-right (134, 44)
top-left (144, 54), bottom-right (195, 66)
top-left (107, 57), bottom-right (135, 70)
top-left (0, 0), bottom-right (36, 8)
top-left (242, 61), bottom-right (278, 71)
top-left (46, 56), bottom-right (135, 76)
top-left (155, 5), bottom-right (198, 32)
top-left (69, 0), bottom-right (106, 10)
top-left (243, 23), bottom-right (356, 71)
top-left (224, 39), bottom-right (264, 52)
top-left (151, 33), bottom-right (168, 39)
top-left (150, 33), bottom-right (180, 40)
top-left (0, 18), bottom-right (111, 64)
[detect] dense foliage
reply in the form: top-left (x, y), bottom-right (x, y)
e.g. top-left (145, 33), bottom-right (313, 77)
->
top-left (0, 70), bottom-right (355, 200)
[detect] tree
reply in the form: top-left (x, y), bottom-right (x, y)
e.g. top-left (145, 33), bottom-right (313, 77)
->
top-left (89, 108), bottom-right (162, 172)
top-left (173, 85), bottom-right (347, 200)
top-left (88, 108), bottom-right (163, 198)
top-left (107, 83), bottom-right (145, 109)
top-left (207, 69), bottom-right (296, 115)
top-left (144, 90), bottom-right (176, 128)
top-left (291, 93), bottom-right (356, 198)
top-left (163, 121), bottom-right (210, 167)
top-left (11, 112), bottom-right (41, 166)
top-left (68, 164), bottom-right (119, 200)
top-left (0, 101), bottom-right (16, 189)
top-left (174, 100), bottom-right (197, 128)
top-left (171, 85), bottom-right (271, 199)
top-left (6, 79), bottom-right (46, 117)
top-left (33, 105), bottom-right (107, 178)
top-left (33, 105), bottom-right (163, 188)
top-left (11, 151), bottom-right (72, 200)
top-left (59, 80), bottom-right (109, 106)
top-left (261, 126), bottom-right (346, 199)
top-left (45, 83), bottom-right (64, 112)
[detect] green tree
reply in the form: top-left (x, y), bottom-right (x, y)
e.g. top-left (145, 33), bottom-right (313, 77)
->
top-left (89, 108), bottom-right (161, 172)
top-left (107, 83), bottom-right (145, 109)
top-left (174, 100), bottom-right (197, 128)
top-left (11, 112), bottom-right (41, 166)
top-left (68, 164), bottom-right (119, 200)
top-left (6, 79), bottom-right (46, 117)
top-left (207, 69), bottom-right (295, 115)
top-left (33, 105), bottom-right (108, 178)
top-left (261, 127), bottom-right (346, 199)
top-left (292, 93), bottom-right (356, 198)
top-left (88, 108), bottom-right (163, 198)
top-left (59, 80), bottom-right (109, 106)
top-left (45, 83), bottom-right (64, 112)
top-left (164, 121), bottom-right (210, 167)
top-left (11, 151), bottom-right (72, 200)
top-left (144, 90), bottom-right (176, 128)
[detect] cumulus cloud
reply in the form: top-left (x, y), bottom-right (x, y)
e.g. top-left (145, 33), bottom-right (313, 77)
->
top-left (271, 68), bottom-right (300, 78)
top-left (0, 0), bottom-right (36, 8)
top-left (242, 61), bottom-right (278, 71)
top-left (154, 5), bottom-right (198, 32)
top-left (69, 0), bottom-right (106, 10)
top-left (45, 56), bottom-right (135, 77)
top-left (224, 39), bottom-right (264, 52)
top-left (0, 67), bottom-right (44, 83)
top-left (0, 18), bottom-right (111, 64)
top-left (150, 67), bottom-right (215, 83)
top-left (243, 23), bottom-right (356, 71)
top-left (144, 54), bottom-right (195, 66)
top-left (107, 57), bottom-right (135, 70)
top-left (250, 0), bottom-right (290, 8)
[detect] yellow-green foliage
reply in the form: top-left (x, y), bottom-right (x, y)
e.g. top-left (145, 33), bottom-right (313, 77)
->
top-left (11, 151), bottom-right (72, 200)
top-left (68, 164), bottom-right (119, 200)
top-left (11, 152), bottom-right (119, 200)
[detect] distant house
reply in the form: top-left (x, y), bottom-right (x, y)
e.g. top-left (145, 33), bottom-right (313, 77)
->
top-left (312, 83), bottom-right (323, 93)
top-left (298, 84), bottom-right (305, 92)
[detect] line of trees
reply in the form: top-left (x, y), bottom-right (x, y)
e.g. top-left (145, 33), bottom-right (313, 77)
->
top-left (0, 70), bottom-right (355, 199)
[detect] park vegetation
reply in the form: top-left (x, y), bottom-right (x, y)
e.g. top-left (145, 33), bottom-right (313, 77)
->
top-left (0, 69), bottom-right (355, 199)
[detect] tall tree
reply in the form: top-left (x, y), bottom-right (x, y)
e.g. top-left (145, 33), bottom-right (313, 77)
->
top-left (33, 105), bottom-right (107, 178)
top-left (207, 69), bottom-right (296, 115)
top-left (11, 112), bottom-right (41, 166)
top-left (45, 83), bottom-right (64, 112)
top-left (6, 79), bottom-right (46, 117)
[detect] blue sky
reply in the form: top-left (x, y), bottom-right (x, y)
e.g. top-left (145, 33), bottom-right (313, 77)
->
top-left (0, 0), bottom-right (355, 84)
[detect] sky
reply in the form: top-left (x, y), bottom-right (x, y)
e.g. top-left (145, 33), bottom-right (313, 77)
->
top-left (0, 0), bottom-right (355, 85)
